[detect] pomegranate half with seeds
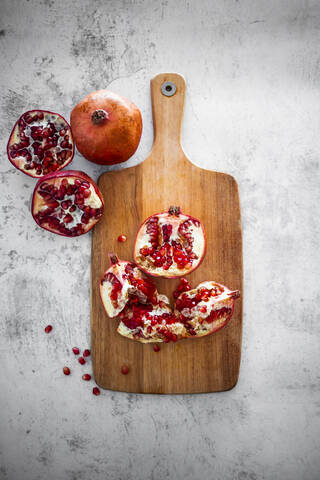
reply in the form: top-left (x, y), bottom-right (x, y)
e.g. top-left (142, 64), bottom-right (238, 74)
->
top-left (100, 254), bottom-right (158, 318)
top-left (134, 206), bottom-right (206, 278)
top-left (7, 110), bottom-right (74, 178)
top-left (31, 170), bottom-right (104, 237)
top-left (174, 281), bottom-right (240, 338)
top-left (70, 90), bottom-right (142, 165)
top-left (117, 296), bottom-right (187, 344)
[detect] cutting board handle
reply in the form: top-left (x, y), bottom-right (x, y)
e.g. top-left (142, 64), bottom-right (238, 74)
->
top-left (150, 73), bottom-right (186, 155)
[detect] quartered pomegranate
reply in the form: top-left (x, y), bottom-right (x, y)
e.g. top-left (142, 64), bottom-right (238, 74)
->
top-left (7, 110), bottom-right (74, 178)
top-left (100, 254), bottom-right (158, 318)
top-left (31, 170), bottom-right (104, 237)
top-left (174, 281), bottom-right (240, 338)
top-left (117, 296), bottom-right (187, 343)
top-left (134, 206), bottom-right (206, 278)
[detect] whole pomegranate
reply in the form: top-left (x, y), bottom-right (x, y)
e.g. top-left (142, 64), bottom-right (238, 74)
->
top-left (70, 90), bottom-right (142, 165)
top-left (7, 110), bottom-right (74, 178)
top-left (133, 206), bottom-right (206, 278)
top-left (31, 170), bottom-right (104, 237)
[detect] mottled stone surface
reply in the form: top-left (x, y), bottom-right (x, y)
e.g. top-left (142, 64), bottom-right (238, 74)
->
top-left (0, 1), bottom-right (320, 479)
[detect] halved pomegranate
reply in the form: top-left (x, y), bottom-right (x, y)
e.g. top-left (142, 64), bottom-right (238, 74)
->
top-left (174, 281), bottom-right (240, 338)
top-left (31, 170), bottom-right (104, 237)
top-left (134, 206), bottom-right (206, 278)
top-left (7, 110), bottom-right (74, 178)
top-left (117, 296), bottom-right (187, 343)
top-left (100, 254), bottom-right (158, 318)
top-left (70, 90), bottom-right (142, 165)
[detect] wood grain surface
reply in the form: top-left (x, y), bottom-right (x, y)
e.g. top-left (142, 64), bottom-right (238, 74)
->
top-left (91, 73), bottom-right (243, 393)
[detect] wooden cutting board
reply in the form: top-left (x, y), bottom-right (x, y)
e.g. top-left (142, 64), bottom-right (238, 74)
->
top-left (91, 73), bottom-right (243, 394)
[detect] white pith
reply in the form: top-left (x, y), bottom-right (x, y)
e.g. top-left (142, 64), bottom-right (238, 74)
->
top-left (33, 177), bottom-right (102, 230)
top-left (134, 211), bottom-right (205, 277)
top-left (10, 113), bottom-right (72, 176)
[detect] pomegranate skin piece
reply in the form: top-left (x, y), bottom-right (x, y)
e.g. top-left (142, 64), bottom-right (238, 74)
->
top-left (70, 90), bottom-right (142, 165)
top-left (31, 170), bottom-right (104, 237)
top-left (134, 206), bottom-right (206, 278)
top-left (7, 110), bottom-right (74, 178)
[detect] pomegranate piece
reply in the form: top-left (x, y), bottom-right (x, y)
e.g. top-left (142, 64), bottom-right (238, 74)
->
top-left (174, 281), bottom-right (240, 338)
top-left (63, 367), bottom-right (71, 375)
top-left (121, 365), bottom-right (129, 375)
top-left (70, 90), bottom-right (142, 165)
top-left (31, 170), bottom-right (104, 237)
top-left (117, 235), bottom-right (127, 242)
top-left (100, 254), bottom-right (158, 318)
top-left (7, 110), bottom-right (74, 178)
top-left (117, 296), bottom-right (187, 344)
top-left (134, 206), bottom-right (206, 278)
top-left (92, 387), bottom-right (100, 396)
top-left (78, 357), bottom-right (86, 365)
top-left (44, 325), bottom-right (53, 333)
top-left (72, 347), bottom-right (80, 355)
top-left (82, 374), bottom-right (91, 381)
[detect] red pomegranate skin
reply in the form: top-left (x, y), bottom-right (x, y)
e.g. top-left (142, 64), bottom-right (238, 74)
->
top-left (70, 90), bottom-right (142, 165)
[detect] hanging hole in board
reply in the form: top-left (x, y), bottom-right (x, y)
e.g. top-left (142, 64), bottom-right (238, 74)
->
top-left (161, 81), bottom-right (177, 97)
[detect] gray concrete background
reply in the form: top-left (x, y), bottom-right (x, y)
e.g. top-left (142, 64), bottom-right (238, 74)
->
top-left (0, 1), bottom-right (319, 479)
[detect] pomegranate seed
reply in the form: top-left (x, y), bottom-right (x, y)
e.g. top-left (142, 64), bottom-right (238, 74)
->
top-left (72, 347), bottom-right (80, 355)
top-left (78, 357), bottom-right (85, 365)
top-left (117, 235), bottom-right (127, 242)
top-left (83, 349), bottom-right (90, 357)
top-left (121, 365), bottom-right (129, 375)
top-left (153, 345), bottom-right (160, 352)
top-left (44, 325), bottom-right (52, 333)
top-left (63, 367), bottom-right (71, 375)
top-left (93, 387), bottom-right (100, 396)
top-left (82, 374), bottom-right (91, 381)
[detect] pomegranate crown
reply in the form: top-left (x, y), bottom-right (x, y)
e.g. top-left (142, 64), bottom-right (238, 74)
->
top-left (91, 109), bottom-right (109, 125)
top-left (168, 206), bottom-right (181, 216)
top-left (109, 253), bottom-right (119, 265)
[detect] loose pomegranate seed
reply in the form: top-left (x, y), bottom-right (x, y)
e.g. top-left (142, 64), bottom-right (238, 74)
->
top-left (83, 349), bottom-right (91, 357)
top-left (121, 365), bottom-right (129, 375)
top-left (44, 325), bottom-right (53, 333)
top-left (153, 345), bottom-right (160, 352)
top-left (117, 235), bottom-right (127, 242)
top-left (92, 387), bottom-right (100, 396)
top-left (82, 374), bottom-right (91, 381)
top-left (72, 347), bottom-right (80, 355)
top-left (63, 367), bottom-right (71, 375)
top-left (78, 357), bottom-right (85, 365)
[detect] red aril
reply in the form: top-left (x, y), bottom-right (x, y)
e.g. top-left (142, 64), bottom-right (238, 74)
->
top-left (134, 206), bottom-right (206, 278)
top-left (174, 281), bottom-right (240, 338)
top-left (78, 357), bottom-right (85, 365)
top-left (31, 170), bottom-right (104, 237)
top-left (153, 345), bottom-right (160, 352)
top-left (92, 387), bottom-right (100, 396)
top-left (7, 110), bottom-right (74, 178)
top-left (72, 347), bottom-right (80, 355)
top-left (121, 365), bottom-right (129, 375)
top-left (100, 254), bottom-right (158, 318)
top-left (83, 349), bottom-right (90, 357)
top-left (82, 374), bottom-right (91, 381)
top-left (63, 367), bottom-right (71, 375)
top-left (44, 325), bottom-right (53, 333)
